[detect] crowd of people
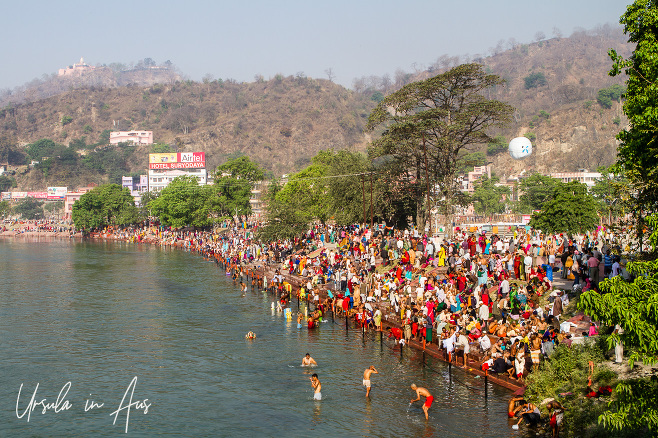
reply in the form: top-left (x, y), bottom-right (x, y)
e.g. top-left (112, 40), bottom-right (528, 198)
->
top-left (3, 218), bottom-right (629, 432)
top-left (1, 219), bottom-right (75, 235)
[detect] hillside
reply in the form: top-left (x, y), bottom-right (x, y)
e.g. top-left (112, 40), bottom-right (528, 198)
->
top-left (0, 76), bottom-right (375, 189)
top-left (0, 25), bottom-right (635, 191)
top-left (480, 26), bottom-right (631, 176)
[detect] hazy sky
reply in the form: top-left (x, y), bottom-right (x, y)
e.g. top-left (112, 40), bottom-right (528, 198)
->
top-left (1, 0), bottom-right (631, 90)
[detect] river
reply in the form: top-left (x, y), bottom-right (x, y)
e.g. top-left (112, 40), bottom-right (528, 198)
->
top-left (0, 238), bottom-right (515, 437)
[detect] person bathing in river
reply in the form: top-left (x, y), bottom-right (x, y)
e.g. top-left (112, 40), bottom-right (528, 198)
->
top-left (302, 353), bottom-right (317, 366)
top-left (310, 373), bottom-right (321, 400)
top-left (363, 366), bottom-right (379, 397)
top-left (410, 384), bottom-right (433, 420)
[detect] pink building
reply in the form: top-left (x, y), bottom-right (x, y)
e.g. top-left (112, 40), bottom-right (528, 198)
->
top-left (110, 131), bottom-right (154, 145)
top-left (64, 187), bottom-right (95, 218)
top-left (464, 165), bottom-right (491, 193)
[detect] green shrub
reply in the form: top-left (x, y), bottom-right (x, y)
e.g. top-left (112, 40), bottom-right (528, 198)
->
top-left (524, 131), bottom-right (536, 142)
top-left (61, 115), bottom-right (73, 126)
top-left (524, 72), bottom-right (547, 89)
top-left (523, 341), bottom-right (642, 438)
top-left (613, 116), bottom-right (621, 125)
top-left (539, 110), bottom-right (550, 119)
top-left (584, 100), bottom-right (593, 109)
top-left (597, 84), bottom-right (625, 108)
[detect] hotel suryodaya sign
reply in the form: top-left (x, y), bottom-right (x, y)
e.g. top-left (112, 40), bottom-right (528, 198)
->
top-left (149, 152), bottom-right (205, 169)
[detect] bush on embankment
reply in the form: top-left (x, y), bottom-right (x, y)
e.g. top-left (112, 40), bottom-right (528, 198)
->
top-left (524, 337), bottom-right (649, 437)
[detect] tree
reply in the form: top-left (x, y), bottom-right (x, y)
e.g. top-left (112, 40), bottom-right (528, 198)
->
top-left (324, 67), bottom-right (336, 82)
top-left (471, 175), bottom-right (510, 216)
top-left (578, 213), bottom-right (658, 434)
top-left (528, 181), bottom-right (599, 233)
top-left (366, 63), bottom-right (514, 234)
top-left (26, 139), bottom-right (65, 161)
top-left (138, 190), bottom-right (159, 223)
top-left (524, 72), bottom-right (547, 89)
top-left (0, 200), bottom-right (11, 218)
top-left (517, 174), bottom-right (562, 213)
top-left (149, 176), bottom-right (213, 228)
top-left (43, 201), bottom-right (64, 218)
top-left (609, 0), bottom-right (658, 245)
top-left (0, 174), bottom-right (17, 191)
top-left (597, 84), bottom-right (625, 108)
top-left (13, 198), bottom-right (44, 220)
top-left (325, 151), bottom-right (372, 225)
top-left (274, 161), bottom-right (330, 224)
top-left (590, 166), bottom-right (631, 223)
top-left (258, 182), bottom-right (312, 241)
top-left (213, 156), bottom-right (265, 220)
top-left (71, 184), bottom-right (138, 230)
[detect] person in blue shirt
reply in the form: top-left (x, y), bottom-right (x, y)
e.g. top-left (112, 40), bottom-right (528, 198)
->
top-left (604, 251), bottom-right (613, 277)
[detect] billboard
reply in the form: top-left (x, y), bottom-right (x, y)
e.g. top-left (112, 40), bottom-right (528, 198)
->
top-left (47, 187), bottom-right (67, 200)
top-left (149, 152), bottom-right (205, 170)
top-left (12, 192), bottom-right (27, 199)
top-left (30, 192), bottom-right (48, 199)
top-left (1, 192), bottom-right (10, 201)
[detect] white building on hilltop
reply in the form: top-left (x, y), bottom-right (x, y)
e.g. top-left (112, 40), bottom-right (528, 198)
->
top-left (58, 57), bottom-right (96, 77)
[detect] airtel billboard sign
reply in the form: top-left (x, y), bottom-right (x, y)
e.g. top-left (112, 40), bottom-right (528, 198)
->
top-left (149, 152), bottom-right (205, 170)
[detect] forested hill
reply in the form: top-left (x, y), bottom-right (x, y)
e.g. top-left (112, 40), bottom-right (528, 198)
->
top-left (0, 25), bottom-right (634, 190)
top-left (0, 75), bottom-right (374, 179)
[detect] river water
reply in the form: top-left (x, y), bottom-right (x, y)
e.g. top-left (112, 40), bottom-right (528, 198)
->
top-left (0, 238), bottom-right (515, 437)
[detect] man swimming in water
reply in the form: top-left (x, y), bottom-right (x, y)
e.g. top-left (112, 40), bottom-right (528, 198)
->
top-left (410, 384), bottom-right (433, 420)
top-left (310, 373), bottom-right (321, 400)
top-left (363, 366), bottom-right (379, 397)
top-left (302, 353), bottom-right (317, 366)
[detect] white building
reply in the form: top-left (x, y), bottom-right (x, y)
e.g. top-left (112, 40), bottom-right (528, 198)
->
top-left (549, 169), bottom-right (602, 189)
top-left (148, 168), bottom-right (207, 192)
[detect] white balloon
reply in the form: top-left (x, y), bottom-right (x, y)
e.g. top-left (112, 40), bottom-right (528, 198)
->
top-left (508, 137), bottom-right (533, 160)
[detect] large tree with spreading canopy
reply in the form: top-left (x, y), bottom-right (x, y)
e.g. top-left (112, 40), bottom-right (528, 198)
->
top-left (366, 63), bottom-right (514, 234)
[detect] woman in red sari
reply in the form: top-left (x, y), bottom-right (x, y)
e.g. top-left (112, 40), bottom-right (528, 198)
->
top-left (514, 253), bottom-right (521, 279)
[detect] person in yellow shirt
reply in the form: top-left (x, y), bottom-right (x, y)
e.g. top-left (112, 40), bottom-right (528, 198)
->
top-left (438, 245), bottom-right (446, 267)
